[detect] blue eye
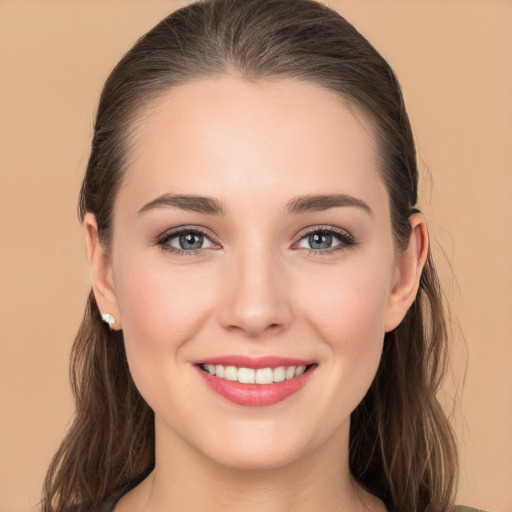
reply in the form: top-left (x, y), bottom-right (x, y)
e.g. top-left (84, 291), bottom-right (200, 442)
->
top-left (302, 232), bottom-right (337, 250)
top-left (170, 232), bottom-right (212, 250)
top-left (155, 225), bottom-right (355, 258)
top-left (157, 228), bottom-right (215, 255)
top-left (296, 227), bottom-right (354, 253)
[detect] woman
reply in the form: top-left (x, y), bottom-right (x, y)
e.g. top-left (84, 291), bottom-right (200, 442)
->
top-left (41, 0), bottom-right (479, 511)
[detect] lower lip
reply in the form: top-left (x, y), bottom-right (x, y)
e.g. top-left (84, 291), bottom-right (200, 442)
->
top-left (196, 366), bottom-right (317, 406)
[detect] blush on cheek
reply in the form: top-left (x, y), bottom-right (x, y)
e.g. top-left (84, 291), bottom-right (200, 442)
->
top-left (117, 254), bottom-right (215, 333)
top-left (114, 261), bottom-right (219, 389)
top-left (306, 266), bottom-right (389, 335)
top-left (304, 268), bottom-right (387, 394)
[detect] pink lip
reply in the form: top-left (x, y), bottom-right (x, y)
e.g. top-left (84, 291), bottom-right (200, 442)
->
top-left (194, 355), bottom-right (315, 369)
top-left (193, 355), bottom-right (317, 407)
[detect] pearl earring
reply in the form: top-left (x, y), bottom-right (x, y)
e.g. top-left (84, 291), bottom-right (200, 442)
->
top-left (101, 313), bottom-right (116, 326)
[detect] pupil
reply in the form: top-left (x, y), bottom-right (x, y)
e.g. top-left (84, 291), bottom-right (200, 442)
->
top-left (179, 232), bottom-right (203, 250)
top-left (309, 233), bottom-right (332, 250)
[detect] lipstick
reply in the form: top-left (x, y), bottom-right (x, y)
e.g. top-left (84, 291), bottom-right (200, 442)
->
top-left (193, 355), bottom-right (317, 406)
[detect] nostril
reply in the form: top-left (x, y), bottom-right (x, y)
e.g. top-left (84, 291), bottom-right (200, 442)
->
top-left (218, 289), bottom-right (293, 337)
top-left (266, 323), bottom-right (284, 334)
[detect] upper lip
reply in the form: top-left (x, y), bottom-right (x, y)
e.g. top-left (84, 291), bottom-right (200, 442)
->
top-left (194, 355), bottom-right (316, 369)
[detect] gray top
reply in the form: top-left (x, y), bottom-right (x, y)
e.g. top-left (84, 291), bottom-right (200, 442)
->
top-left (95, 489), bottom-right (488, 512)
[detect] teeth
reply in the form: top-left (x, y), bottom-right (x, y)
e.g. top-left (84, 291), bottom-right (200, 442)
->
top-left (273, 366), bottom-right (286, 382)
top-left (295, 366), bottom-right (306, 377)
top-left (201, 364), bottom-right (310, 384)
top-left (285, 366), bottom-right (296, 380)
top-left (256, 367), bottom-right (273, 384)
top-left (224, 366), bottom-right (238, 381)
top-left (238, 367), bottom-right (256, 384)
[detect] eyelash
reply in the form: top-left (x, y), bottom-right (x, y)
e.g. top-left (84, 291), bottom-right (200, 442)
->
top-left (295, 226), bottom-right (356, 257)
top-left (154, 226), bottom-right (216, 258)
top-left (154, 225), bottom-right (356, 258)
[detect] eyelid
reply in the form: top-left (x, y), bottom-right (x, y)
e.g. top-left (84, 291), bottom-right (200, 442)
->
top-left (291, 225), bottom-right (356, 253)
top-left (293, 224), bottom-right (353, 241)
top-left (153, 224), bottom-right (356, 258)
top-left (155, 225), bottom-right (218, 243)
top-left (154, 225), bottom-right (221, 257)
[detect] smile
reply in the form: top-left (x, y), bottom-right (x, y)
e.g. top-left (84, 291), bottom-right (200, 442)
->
top-left (194, 356), bottom-right (317, 406)
top-left (200, 364), bottom-right (308, 384)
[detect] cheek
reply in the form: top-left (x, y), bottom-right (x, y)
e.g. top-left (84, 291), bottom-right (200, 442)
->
top-left (112, 254), bottom-right (219, 385)
top-left (299, 254), bottom-right (392, 344)
top-left (295, 254), bottom-right (393, 410)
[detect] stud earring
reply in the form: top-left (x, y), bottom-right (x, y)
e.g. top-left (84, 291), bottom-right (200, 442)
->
top-left (101, 313), bottom-right (116, 326)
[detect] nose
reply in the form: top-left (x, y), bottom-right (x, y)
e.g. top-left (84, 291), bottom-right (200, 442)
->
top-left (218, 247), bottom-right (293, 338)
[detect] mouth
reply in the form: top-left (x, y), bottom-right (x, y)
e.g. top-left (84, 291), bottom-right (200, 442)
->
top-left (194, 356), bottom-right (318, 406)
top-left (199, 363), bottom-right (312, 384)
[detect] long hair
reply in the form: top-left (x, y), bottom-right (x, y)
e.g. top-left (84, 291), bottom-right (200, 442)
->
top-left (42, 1), bottom-right (458, 510)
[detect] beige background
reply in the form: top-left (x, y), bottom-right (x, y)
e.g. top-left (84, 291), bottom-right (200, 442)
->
top-left (1, 1), bottom-right (511, 511)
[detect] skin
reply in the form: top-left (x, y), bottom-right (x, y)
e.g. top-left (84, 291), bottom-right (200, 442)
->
top-left (85, 74), bottom-right (428, 512)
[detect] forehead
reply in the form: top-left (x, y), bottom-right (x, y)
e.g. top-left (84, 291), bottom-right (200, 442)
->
top-left (119, 74), bottom-right (387, 216)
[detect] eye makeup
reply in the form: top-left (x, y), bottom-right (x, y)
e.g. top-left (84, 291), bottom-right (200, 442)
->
top-left (153, 225), bottom-right (220, 258)
top-left (153, 224), bottom-right (357, 258)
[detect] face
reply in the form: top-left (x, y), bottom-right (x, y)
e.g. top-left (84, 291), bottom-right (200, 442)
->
top-left (87, 74), bottom-right (423, 471)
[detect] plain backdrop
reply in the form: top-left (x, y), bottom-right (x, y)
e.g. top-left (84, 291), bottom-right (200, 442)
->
top-left (0, 1), bottom-right (511, 511)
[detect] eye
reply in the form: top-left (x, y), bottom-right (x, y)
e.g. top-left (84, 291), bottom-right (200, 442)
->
top-left (156, 227), bottom-right (218, 256)
top-left (295, 227), bottom-right (355, 254)
top-left (169, 231), bottom-right (213, 250)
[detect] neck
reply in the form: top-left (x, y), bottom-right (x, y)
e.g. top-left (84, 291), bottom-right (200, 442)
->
top-left (133, 418), bottom-right (384, 512)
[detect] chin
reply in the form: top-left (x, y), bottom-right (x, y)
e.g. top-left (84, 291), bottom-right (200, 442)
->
top-left (202, 436), bottom-right (310, 471)
top-left (188, 413), bottom-right (345, 472)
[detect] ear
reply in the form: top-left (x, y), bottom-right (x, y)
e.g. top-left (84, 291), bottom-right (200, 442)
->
top-left (384, 213), bottom-right (429, 332)
top-left (84, 213), bottom-right (122, 330)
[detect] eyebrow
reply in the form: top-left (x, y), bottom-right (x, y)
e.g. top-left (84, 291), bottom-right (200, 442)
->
top-left (138, 194), bottom-right (227, 215)
top-left (137, 192), bottom-right (372, 217)
top-left (286, 193), bottom-right (373, 216)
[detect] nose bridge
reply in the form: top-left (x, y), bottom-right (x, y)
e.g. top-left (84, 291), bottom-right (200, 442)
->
top-left (218, 236), bottom-right (292, 337)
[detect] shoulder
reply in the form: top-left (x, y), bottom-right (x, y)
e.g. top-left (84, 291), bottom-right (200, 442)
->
top-left (58, 489), bottom-right (125, 512)
top-left (454, 506), bottom-right (491, 512)
top-left (95, 488), bottom-right (126, 512)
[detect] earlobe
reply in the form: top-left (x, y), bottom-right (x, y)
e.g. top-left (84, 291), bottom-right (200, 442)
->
top-left (84, 213), bottom-right (121, 330)
top-left (384, 213), bottom-right (429, 333)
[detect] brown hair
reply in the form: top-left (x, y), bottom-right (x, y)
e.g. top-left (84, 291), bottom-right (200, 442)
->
top-left (42, 1), bottom-right (457, 511)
